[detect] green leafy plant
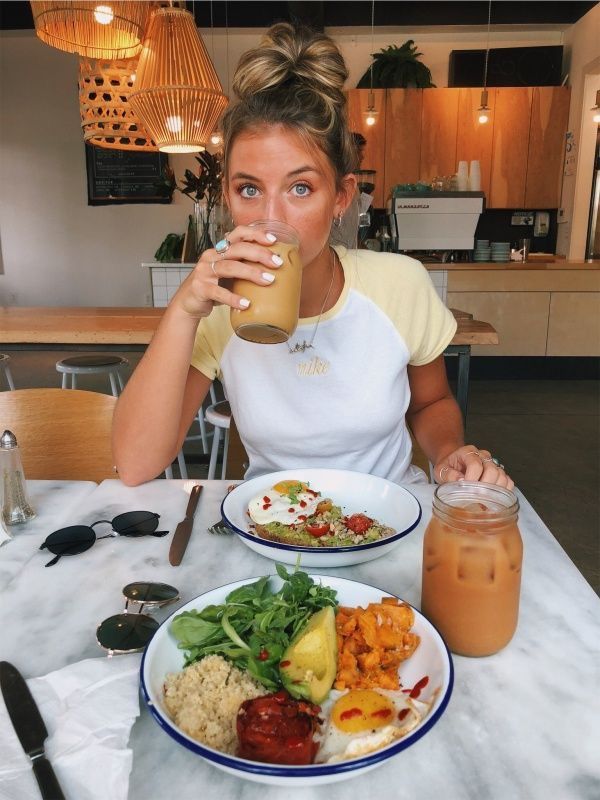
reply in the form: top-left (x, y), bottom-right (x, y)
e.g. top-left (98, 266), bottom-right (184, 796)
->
top-left (357, 40), bottom-right (435, 89)
top-left (170, 566), bottom-right (338, 690)
top-left (154, 232), bottom-right (184, 263)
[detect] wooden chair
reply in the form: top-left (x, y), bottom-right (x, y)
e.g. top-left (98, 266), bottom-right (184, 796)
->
top-left (0, 388), bottom-right (117, 482)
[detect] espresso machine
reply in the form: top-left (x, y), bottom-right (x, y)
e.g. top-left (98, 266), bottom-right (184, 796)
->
top-left (387, 191), bottom-right (485, 261)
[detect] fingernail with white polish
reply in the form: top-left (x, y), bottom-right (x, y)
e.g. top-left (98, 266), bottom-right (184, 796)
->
top-left (239, 298), bottom-right (250, 308)
top-left (272, 254), bottom-right (283, 266)
top-left (262, 272), bottom-right (275, 283)
top-left (266, 233), bottom-right (277, 242)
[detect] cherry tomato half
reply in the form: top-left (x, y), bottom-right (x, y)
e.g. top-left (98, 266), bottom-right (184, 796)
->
top-left (344, 513), bottom-right (373, 534)
top-left (305, 522), bottom-right (330, 537)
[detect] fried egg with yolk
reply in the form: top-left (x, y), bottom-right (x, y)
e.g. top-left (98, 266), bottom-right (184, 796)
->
top-left (248, 480), bottom-right (321, 526)
top-left (314, 688), bottom-right (429, 764)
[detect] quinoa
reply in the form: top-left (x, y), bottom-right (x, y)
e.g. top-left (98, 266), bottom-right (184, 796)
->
top-left (163, 655), bottom-right (263, 753)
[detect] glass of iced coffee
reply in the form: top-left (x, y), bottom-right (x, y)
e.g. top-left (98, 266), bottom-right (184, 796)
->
top-left (420, 482), bottom-right (522, 657)
top-left (230, 220), bottom-right (302, 344)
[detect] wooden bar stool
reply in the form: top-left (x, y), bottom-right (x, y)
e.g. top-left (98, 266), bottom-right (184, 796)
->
top-left (56, 354), bottom-right (128, 397)
top-left (0, 355), bottom-right (16, 390)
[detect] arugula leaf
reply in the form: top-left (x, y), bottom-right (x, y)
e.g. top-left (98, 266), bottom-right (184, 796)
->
top-left (170, 569), bottom-right (338, 689)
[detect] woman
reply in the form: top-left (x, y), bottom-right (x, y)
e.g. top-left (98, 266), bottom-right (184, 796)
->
top-left (113, 23), bottom-right (512, 490)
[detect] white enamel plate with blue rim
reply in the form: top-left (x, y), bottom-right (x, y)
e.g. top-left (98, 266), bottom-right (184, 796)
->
top-left (220, 468), bottom-right (422, 567)
top-left (141, 573), bottom-right (453, 787)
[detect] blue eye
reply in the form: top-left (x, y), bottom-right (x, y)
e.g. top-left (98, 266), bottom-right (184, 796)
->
top-left (292, 183), bottom-right (311, 197)
top-left (239, 184), bottom-right (259, 198)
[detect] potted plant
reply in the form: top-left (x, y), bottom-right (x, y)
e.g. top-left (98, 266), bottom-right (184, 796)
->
top-left (357, 40), bottom-right (435, 88)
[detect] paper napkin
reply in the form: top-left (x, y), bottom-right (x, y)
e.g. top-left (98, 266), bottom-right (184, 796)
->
top-left (0, 654), bottom-right (141, 800)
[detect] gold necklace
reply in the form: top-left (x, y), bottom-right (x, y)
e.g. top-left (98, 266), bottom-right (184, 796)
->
top-left (287, 248), bottom-right (337, 354)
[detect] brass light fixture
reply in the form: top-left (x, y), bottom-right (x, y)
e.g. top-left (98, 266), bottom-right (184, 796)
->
top-left (592, 89), bottom-right (600, 124)
top-left (477, 0), bottom-right (493, 124)
top-left (79, 57), bottom-right (157, 151)
top-left (128, 5), bottom-right (228, 153)
top-left (30, 1), bottom-right (151, 59)
top-left (365, 0), bottom-right (378, 126)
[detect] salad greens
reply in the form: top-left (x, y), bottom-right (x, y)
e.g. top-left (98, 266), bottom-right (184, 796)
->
top-left (170, 565), bottom-right (338, 689)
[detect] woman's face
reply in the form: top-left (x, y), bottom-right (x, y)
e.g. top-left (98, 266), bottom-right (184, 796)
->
top-left (224, 125), bottom-right (354, 266)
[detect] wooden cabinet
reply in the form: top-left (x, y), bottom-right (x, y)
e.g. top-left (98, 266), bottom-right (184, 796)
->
top-left (488, 88), bottom-right (533, 208)
top-left (346, 88), bottom-right (387, 208)
top-left (347, 86), bottom-right (570, 210)
top-left (446, 268), bottom-right (600, 357)
top-left (525, 86), bottom-right (571, 208)
top-left (384, 89), bottom-right (422, 192)
top-left (546, 292), bottom-right (600, 355)
top-left (419, 88), bottom-right (459, 182)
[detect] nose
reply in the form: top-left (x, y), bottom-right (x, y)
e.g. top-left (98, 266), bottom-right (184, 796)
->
top-left (262, 194), bottom-right (287, 223)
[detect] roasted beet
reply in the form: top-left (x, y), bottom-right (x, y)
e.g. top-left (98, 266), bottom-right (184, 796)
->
top-left (236, 690), bottom-right (321, 765)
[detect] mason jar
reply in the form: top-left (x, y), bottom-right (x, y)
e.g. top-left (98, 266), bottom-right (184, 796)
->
top-left (421, 482), bottom-right (522, 657)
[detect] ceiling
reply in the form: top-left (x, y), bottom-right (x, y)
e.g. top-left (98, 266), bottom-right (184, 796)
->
top-left (1, 1), bottom-right (597, 31)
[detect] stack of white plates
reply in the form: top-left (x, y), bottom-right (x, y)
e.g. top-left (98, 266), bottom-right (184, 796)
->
top-left (490, 241), bottom-right (511, 262)
top-left (474, 239), bottom-right (491, 262)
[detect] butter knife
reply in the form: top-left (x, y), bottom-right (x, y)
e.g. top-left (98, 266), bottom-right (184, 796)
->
top-left (169, 484), bottom-right (203, 566)
top-left (0, 661), bottom-right (66, 800)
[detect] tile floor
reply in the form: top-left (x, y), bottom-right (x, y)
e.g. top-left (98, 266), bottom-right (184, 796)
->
top-left (3, 350), bottom-right (599, 594)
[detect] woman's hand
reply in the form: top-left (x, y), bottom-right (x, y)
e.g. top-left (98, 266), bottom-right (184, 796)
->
top-left (173, 225), bottom-right (283, 319)
top-left (434, 446), bottom-right (514, 490)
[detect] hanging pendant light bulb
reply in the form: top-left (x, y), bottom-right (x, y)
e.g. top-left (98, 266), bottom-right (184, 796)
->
top-left (591, 90), bottom-right (600, 124)
top-left (128, 5), bottom-right (228, 153)
top-left (365, 91), bottom-right (378, 126)
top-left (364, 0), bottom-right (378, 126)
top-left (30, 1), bottom-right (151, 59)
top-left (477, 0), bottom-right (493, 125)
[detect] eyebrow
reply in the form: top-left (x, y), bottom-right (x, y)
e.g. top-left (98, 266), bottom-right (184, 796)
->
top-left (230, 166), bottom-right (321, 181)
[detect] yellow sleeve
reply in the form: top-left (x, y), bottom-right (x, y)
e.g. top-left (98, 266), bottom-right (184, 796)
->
top-left (343, 249), bottom-right (457, 366)
top-left (402, 260), bottom-right (457, 366)
top-left (190, 306), bottom-right (234, 381)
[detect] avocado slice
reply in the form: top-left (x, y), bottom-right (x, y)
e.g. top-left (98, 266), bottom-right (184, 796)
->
top-left (280, 606), bottom-right (337, 704)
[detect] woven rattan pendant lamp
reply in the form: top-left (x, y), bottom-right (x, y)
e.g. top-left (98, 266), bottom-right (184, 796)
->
top-left (30, 1), bottom-right (151, 60)
top-left (79, 58), bottom-right (157, 151)
top-left (128, 5), bottom-right (228, 153)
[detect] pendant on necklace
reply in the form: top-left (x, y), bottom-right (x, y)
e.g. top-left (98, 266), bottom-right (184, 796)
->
top-left (288, 341), bottom-right (314, 354)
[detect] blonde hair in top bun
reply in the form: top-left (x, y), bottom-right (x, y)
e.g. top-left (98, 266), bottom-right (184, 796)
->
top-left (222, 23), bottom-right (359, 186)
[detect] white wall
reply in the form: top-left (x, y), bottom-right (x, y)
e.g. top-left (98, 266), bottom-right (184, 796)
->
top-left (0, 24), bottom-right (569, 306)
top-left (556, 4), bottom-right (600, 259)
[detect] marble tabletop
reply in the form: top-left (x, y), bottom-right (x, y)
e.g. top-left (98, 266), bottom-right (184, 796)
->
top-left (1, 479), bottom-right (598, 800)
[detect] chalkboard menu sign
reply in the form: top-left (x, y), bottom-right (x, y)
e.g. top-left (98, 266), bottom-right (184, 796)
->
top-left (85, 145), bottom-right (171, 205)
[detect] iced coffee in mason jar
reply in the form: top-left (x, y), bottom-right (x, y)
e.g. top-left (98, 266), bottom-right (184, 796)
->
top-left (231, 220), bottom-right (301, 344)
top-left (421, 482), bottom-right (522, 657)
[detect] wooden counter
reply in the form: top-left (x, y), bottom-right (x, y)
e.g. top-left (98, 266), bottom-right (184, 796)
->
top-left (0, 307), bottom-right (163, 347)
top-left (0, 306), bottom-right (497, 349)
top-left (423, 259), bottom-right (600, 271)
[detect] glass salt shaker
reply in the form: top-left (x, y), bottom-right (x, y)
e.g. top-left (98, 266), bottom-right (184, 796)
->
top-left (1, 430), bottom-right (36, 525)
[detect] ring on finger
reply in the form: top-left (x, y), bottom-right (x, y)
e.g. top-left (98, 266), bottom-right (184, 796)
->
top-left (464, 450), bottom-right (481, 458)
top-left (439, 465), bottom-right (450, 481)
top-left (209, 260), bottom-right (218, 277)
top-left (482, 455), bottom-right (505, 470)
top-left (215, 237), bottom-right (231, 255)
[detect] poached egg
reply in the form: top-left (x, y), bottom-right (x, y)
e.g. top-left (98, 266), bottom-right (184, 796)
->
top-left (248, 480), bottom-right (322, 526)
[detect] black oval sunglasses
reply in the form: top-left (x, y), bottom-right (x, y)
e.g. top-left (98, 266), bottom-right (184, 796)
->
top-left (39, 511), bottom-right (168, 567)
top-left (96, 582), bottom-right (180, 655)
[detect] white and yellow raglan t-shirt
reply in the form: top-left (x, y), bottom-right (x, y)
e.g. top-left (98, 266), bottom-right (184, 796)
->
top-left (191, 247), bottom-right (457, 484)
